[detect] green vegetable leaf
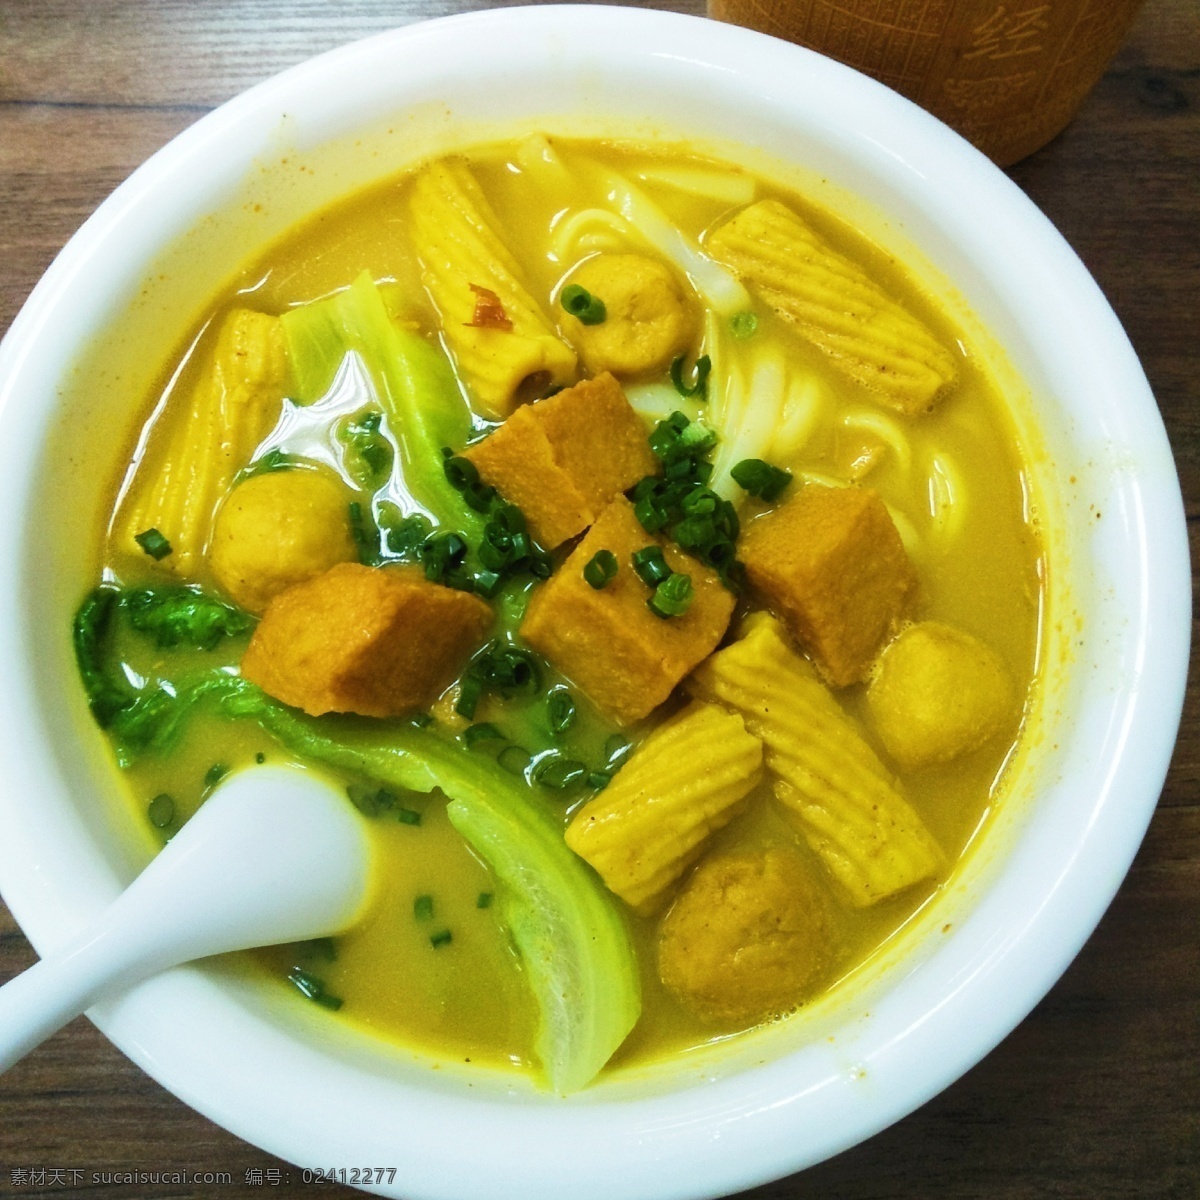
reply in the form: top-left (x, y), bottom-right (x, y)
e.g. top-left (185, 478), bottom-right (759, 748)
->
top-left (281, 272), bottom-right (485, 537)
top-left (123, 586), bottom-right (253, 651)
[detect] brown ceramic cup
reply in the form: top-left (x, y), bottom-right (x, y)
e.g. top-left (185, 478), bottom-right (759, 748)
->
top-left (707, 0), bottom-right (1145, 165)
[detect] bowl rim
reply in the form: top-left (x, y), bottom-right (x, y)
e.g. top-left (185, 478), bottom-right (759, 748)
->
top-left (0, 6), bottom-right (1189, 1198)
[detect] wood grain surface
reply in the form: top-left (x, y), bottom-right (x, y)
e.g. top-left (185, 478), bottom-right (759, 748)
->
top-left (1, 2), bottom-right (1197, 1198)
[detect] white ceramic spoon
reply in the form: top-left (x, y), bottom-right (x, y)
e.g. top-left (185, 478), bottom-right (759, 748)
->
top-left (0, 763), bottom-right (373, 1074)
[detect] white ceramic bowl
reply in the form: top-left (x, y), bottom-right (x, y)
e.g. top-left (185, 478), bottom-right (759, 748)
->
top-left (0, 7), bottom-right (1188, 1199)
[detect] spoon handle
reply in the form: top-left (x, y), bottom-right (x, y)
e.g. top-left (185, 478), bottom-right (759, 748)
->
top-left (0, 930), bottom-right (132, 1073)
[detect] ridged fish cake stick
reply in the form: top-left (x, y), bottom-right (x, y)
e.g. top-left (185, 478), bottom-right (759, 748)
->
top-left (119, 308), bottom-right (288, 575)
top-left (408, 159), bottom-right (577, 418)
top-left (708, 199), bottom-right (957, 415)
top-left (688, 616), bottom-right (942, 906)
top-left (565, 701), bottom-right (764, 914)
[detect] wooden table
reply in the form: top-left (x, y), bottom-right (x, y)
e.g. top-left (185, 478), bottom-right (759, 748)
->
top-left (1, 2), bottom-right (1196, 1197)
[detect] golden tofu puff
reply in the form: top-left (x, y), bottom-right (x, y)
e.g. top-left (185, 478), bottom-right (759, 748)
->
top-left (241, 562), bottom-right (493, 718)
top-left (407, 158), bottom-right (576, 418)
top-left (739, 483), bottom-right (916, 687)
top-left (521, 497), bottom-right (736, 725)
top-left (708, 199), bottom-right (957, 414)
top-left (118, 308), bottom-right (289, 576)
top-left (560, 254), bottom-right (697, 377)
top-left (463, 373), bottom-right (658, 549)
top-left (565, 702), bottom-right (763, 914)
top-left (209, 467), bottom-right (357, 614)
top-left (688, 615), bottom-right (942, 907)
top-left (657, 848), bottom-right (837, 1026)
top-left (866, 621), bottom-right (1017, 770)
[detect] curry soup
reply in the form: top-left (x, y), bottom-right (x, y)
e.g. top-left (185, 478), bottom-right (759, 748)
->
top-left (75, 135), bottom-right (1042, 1091)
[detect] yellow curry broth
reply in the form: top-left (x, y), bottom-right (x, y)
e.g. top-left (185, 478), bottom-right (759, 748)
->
top-left (98, 136), bottom-right (1042, 1080)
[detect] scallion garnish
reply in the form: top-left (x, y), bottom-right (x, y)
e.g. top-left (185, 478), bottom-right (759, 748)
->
top-left (255, 752), bottom-right (266, 764)
top-left (397, 807), bottom-right (422, 826)
top-left (604, 734), bottom-right (632, 766)
top-left (532, 754), bottom-right (588, 790)
top-left (347, 785), bottom-right (382, 818)
top-left (648, 572), bottom-right (694, 619)
top-left (203, 762), bottom-right (228, 788)
top-left (730, 311), bottom-right (759, 340)
top-left (547, 688), bottom-right (576, 736)
top-left (455, 642), bottom-right (540, 719)
top-left (626, 411), bottom-right (742, 590)
top-left (147, 792), bottom-right (175, 829)
top-left (731, 458), bottom-right (793, 502)
top-left (134, 527), bottom-right (172, 561)
top-left (464, 722), bottom-right (505, 748)
top-left (429, 929), bottom-right (453, 949)
top-left (497, 745), bottom-right (532, 776)
top-left (560, 284), bottom-right (606, 325)
top-left (288, 967), bottom-right (344, 1011)
top-left (414, 894), bottom-right (434, 921)
top-left (583, 549), bottom-right (618, 590)
top-left (631, 546), bottom-right (672, 587)
top-left (587, 770), bottom-right (612, 791)
top-left (670, 354), bottom-right (712, 399)
top-left (476, 892), bottom-right (494, 909)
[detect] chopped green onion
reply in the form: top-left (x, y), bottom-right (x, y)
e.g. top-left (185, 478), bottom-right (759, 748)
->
top-left (731, 458), bottom-right (793, 502)
top-left (246, 447), bottom-right (296, 475)
top-left (533, 755), bottom-right (588, 790)
top-left (476, 891), bottom-right (494, 909)
top-left (670, 354), bottom-right (712, 399)
top-left (420, 531), bottom-right (468, 584)
top-left (561, 284), bottom-right (606, 325)
top-left (397, 807), bottom-right (422, 826)
top-left (255, 752), bottom-right (266, 764)
top-left (414, 894), bottom-right (434, 921)
top-left (632, 546), bottom-right (672, 587)
top-left (730, 311), bottom-right (759, 339)
top-left (347, 501), bottom-right (379, 565)
top-left (379, 509), bottom-right (433, 560)
top-left (497, 745), bottom-right (532, 776)
top-left (648, 572), bottom-right (694, 619)
top-left (134, 527), bottom-right (172, 561)
top-left (429, 929), bottom-right (453, 949)
top-left (604, 734), bottom-right (632, 766)
top-left (346, 784), bottom-right (382, 818)
top-left (647, 411), bottom-right (716, 464)
top-left (464, 722), bottom-right (505, 748)
top-left (443, 454), bottom-right (480, 491)
top-left (587, 770), bottom-right (612, 791)
top-left (203, 763), bottom-right (228, 789)
top-left (288, 967), bottom-right (344, 1011)
top-left (456, 642), bottom-right (540, 718)
top-left (473, 568), bottom-right (504, 598)
top-left (633, 495), bottom-right (668, 533)
top-left (147, 792), bottom-right (175, 829)
top-left (583, 549), bottom-right (618, 590)
top-left (410, 711), bottom-right (433, 728)
top-left (547, 688), bottom-right (577, 736)
top-left (374, 788), bottom-right (398, 811)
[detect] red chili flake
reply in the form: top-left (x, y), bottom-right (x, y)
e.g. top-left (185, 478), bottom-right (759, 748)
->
top-left (466, 284), bottom-right (513, 332)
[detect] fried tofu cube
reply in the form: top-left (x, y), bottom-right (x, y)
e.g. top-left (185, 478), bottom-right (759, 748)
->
top-left (241, 562), bottom-right (492, 717)
top-left (739, 484), bottom-right (916, 687)
top-left (464, 373), bottom-right (658, 548)
top-left (521, 497), bottom-right (735, 724)
top-left (866, 621), bottom-right (1016, 769)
